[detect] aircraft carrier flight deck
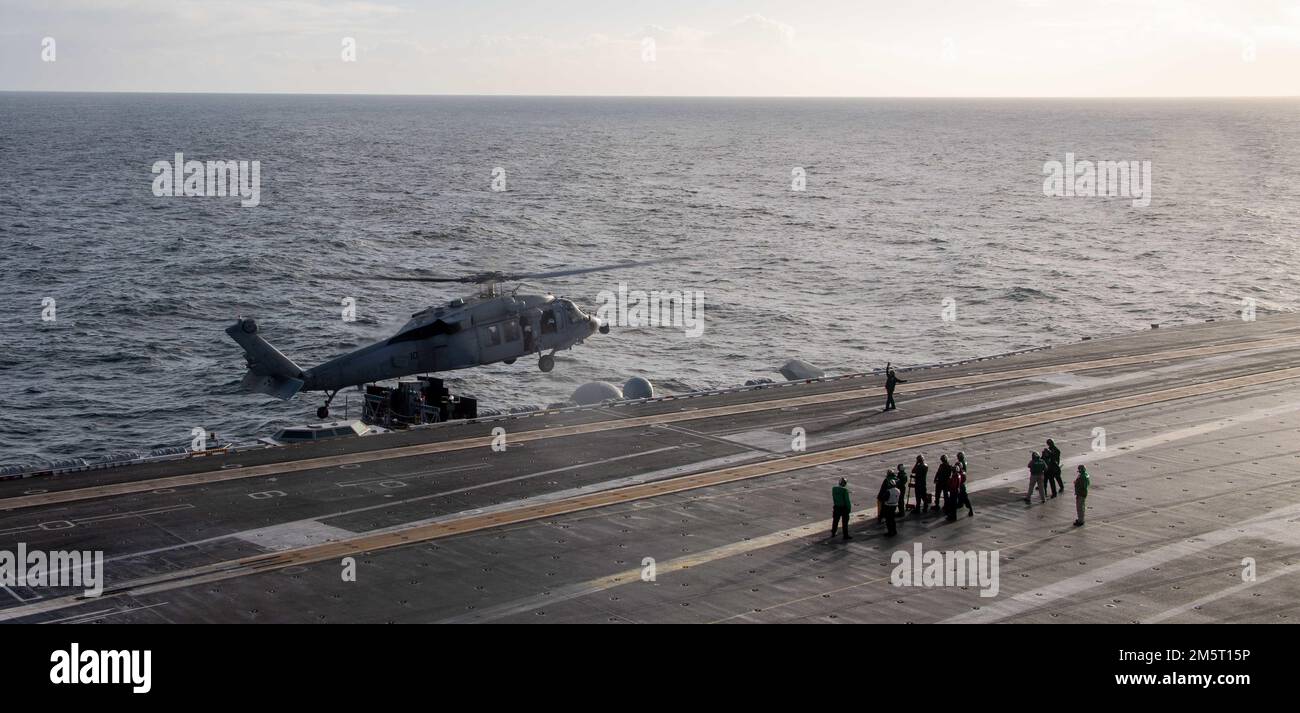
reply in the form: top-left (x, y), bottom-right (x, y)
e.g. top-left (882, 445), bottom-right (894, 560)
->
top-left (3, 315), bottom-right (1300, 624)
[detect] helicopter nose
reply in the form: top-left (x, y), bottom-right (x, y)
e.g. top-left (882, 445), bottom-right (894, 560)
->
top-left (590, 316), bottom-right (609, 334)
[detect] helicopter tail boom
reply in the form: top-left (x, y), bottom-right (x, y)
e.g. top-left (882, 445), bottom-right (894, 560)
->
top-left (226, 318), bottom-right (307, 400)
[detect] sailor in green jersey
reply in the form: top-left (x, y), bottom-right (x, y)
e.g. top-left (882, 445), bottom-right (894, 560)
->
top-left (1073, 465), bottom-right (1091, 526)
top-left (831, 478), bottom-right (853, 541)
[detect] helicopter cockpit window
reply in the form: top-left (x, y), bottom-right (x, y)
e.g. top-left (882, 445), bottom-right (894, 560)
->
top-left (481, 324), bottom-right (501, 346)
top-left (541, 310), bottom-right (558, 334)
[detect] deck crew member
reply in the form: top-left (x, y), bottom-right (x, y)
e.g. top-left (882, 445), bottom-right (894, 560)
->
top-left (883, 364), bottom-right (906, 411)
top-left (955, 451), bottom-right (974, 517)
top-left (933, 455), bottom-right (953, 515)
top-left (945, 463), bottom-right (965, 521)
top-left (883, 474), bottom-right (901, 536)
top-left (1073, 465), bottom-right (1091, 526)
top-left (1045, 438), bottom-right (1064, 497)
top-left (911, 455), bottom-right (930, 513)
top-left (1024, 451), bottom-right (1047, 504)
top-left (877, 470), bottom-right (896, 523)
top-left (831, 478), bottom-right (853, 541)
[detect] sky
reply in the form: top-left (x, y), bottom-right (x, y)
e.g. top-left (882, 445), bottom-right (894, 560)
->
top-left (1, 0), bottom-right (1298, 96)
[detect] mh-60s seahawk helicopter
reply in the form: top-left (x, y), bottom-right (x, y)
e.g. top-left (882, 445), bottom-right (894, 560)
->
top-left (227, 260), bottom-right (662, 419)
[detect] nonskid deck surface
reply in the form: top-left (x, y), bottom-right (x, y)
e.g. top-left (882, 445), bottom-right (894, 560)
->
top-left (2, 315), bottom-right (1299, 623)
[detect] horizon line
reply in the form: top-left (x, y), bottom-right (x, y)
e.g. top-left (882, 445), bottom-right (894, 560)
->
top-left (3, 89), bottom-right (1298, 100)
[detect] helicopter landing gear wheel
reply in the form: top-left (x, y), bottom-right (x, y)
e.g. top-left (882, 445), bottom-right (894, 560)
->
top-left (504, 357), bottom-right (516, 365)
top-left (538, 354), bottom-right (555, 373)
top-left (318, 390), bottom-right (338, 420)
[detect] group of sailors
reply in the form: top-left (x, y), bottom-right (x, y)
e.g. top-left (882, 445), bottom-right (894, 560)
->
top-left (1024, 438), bottom-right (1092, 526)
top-left (1024, 439), bottom-right (1065, 501)
top-left (829, 437), bottom-right (1094, 541)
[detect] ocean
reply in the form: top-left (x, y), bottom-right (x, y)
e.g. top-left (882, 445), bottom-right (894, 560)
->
top-left (1, 93), bottom-right (1298, 464)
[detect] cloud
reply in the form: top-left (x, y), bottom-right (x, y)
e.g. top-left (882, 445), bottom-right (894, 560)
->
top-left (706, 14), bottom-right (796, 52)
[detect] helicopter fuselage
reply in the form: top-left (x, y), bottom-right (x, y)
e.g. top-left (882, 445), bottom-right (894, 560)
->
top-left (227, 291), bottom-right (607, 412)
top-left (304, 293), bottom-right (600, 391)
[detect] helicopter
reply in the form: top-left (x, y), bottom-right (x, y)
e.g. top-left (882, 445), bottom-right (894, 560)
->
top-left (226, 260), bottom-right (665, 419)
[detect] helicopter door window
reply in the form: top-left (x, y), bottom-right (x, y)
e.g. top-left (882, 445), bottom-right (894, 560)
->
top-left (481, 324), bottom-right (502, 347)
top-left (503, 320), bottom-right (520, 342)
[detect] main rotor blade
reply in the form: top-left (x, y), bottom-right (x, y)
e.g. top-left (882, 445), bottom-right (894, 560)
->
top-left (318, 257), bottom-right (684, 286)
top-left (319, 273), bottom-right (495, 284)
top-left (364, 275), bottom-right (480, 283)
top-left (499, 257), bottom-right (681, 282)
